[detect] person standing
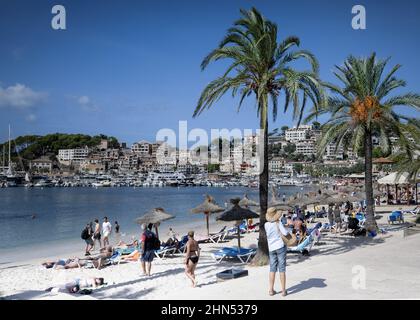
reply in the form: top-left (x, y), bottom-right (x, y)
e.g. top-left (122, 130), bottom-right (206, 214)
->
top-left (327, 205), bottom-right (334, 231)
top-left (102, 216), bottom-right (112, 247)
top-left (93, 219), bottom-right (102, 250)
top-left (265, 207), bottom-right (290, 297)
top-left (333, 204), bottom-right (342, 233)
top-left (140, 223), bottom-right (157, 276)
top-left (114, 221), bottom-right (121, 244)
top-left (184, 231), bottom-right (200, 287)
top-left (81, 223), bottom-right (94, 256)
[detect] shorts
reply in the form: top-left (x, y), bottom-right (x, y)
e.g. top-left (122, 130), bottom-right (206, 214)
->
top-left (85, 238), bottom-right (93, 246)
top-left (103, 232), bottom-right (110, 238)
top-left (141, 250), bottom-right (155, 263)
top-left (269, 246), bottom-right (287, 273)
top-left (94, 233), bottom-right (101, 240)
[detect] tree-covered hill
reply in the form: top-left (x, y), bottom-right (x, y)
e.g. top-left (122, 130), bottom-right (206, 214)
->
top-left (0, 133), bottom-right (120, 163)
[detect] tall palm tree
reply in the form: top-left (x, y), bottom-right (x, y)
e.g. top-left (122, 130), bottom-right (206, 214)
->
top-left (393, 119), bottom-right (420, 181)
top-left (193, 7), bottom-right (324, 263)
top-left (307, 53), bottom-right (420, 232)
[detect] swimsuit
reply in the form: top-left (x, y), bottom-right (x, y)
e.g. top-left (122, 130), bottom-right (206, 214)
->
top-left (187, 256), bottom-right (199, 264)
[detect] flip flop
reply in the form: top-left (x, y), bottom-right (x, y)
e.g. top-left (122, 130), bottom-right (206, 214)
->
top-left (269, 290), bottom-right (276, 296)
top-left (281, 290), bottom-right (288, 297)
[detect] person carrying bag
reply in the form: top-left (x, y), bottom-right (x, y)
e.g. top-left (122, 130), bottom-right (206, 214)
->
top-left (265, 207), bottom-right (293, 297)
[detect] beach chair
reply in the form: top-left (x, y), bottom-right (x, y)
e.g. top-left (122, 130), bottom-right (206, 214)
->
top-left (388, 211), bottom-right (404, 224)
top-left (175, 235), bottom-right (189, 254)
top-left (115, 245), bottom-right (141, 256)
top-left (154, 245), bottom-right (177, 260)
top-left (109, 251), bottom-right (140, 265)
top-left (403, 206), bottom-right (419, 215)
top-left (355, 213), bottom-right (366, 227)
top-left (287, 234), bottom-right (315, 255)
top-left (211, 247), bottom-right (256, 264)
top-left (209, 226), bottom-right (228, 243)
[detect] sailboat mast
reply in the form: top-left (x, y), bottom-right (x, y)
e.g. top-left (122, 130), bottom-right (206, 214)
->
top-left (8, 124), bottom-right (11, 173)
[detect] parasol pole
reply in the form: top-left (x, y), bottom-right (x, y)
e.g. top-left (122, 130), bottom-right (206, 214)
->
top-left (205, 212), bottom-right (209, 236)
top-left (155, 225), bottom-right (159, 239)
top-left (237, 223), bottom-right (241, 249)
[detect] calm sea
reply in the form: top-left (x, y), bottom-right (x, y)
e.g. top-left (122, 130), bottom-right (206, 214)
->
top-left (0, 186), bottom-right (309, 262)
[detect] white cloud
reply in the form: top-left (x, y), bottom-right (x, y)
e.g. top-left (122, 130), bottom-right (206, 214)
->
top-left (0, 83), bottom-right (46, 109)
top-left (78, 95), bottom-right (90, 105)
top-left (25, 114), bottom-right (37, 122)
top-left (76, 95), bottom-right (99, 111)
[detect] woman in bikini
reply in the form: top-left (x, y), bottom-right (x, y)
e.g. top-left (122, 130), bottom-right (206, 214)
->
top-left (184, 231), bottom-right (200, 287)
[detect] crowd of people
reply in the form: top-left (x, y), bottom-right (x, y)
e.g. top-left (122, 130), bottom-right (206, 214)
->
top-left (44, 200), bottom-right (368, 296)
top-left (81, 217), bottom-right (120, 256)
top-left (76, 219), bottom-right (201, 289)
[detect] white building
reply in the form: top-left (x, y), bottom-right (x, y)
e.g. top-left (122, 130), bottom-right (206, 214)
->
top-left (58, 147), bottom-right (89, 164)
top-left (269, 157), bottom-right (285, 173)
top-left (323, 143), bottom-right (344, 160)
top-left (131, 140), bottom-right (152, 155)
top-left (29, 157), bottom-right (53, 172)
top-left (285, 125), bottom-right (312, 143)
top-left (295, 139), bottom-right (316, 156)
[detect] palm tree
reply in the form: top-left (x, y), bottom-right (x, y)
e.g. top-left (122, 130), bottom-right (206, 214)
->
top-left (307, 53), bottom-right (420, 232)
top-left (193, 7), bottom-right (324, 263)
top-left (393, 119), bottom-right (420, 181)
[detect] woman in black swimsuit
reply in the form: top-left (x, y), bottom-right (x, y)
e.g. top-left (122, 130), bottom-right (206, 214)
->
top-left (184, 231), bottom-right (200, 287)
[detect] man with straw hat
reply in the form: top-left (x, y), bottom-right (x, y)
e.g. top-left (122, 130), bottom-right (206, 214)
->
top-left (265, 207), bottom-right (291, 297)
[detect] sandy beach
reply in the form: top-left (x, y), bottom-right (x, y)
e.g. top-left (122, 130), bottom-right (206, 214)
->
top-left (1, 205), bottom-right (419, 300)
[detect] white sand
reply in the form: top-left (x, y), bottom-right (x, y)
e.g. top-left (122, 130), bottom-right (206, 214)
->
top-left (1, 206), bottom-right (419, 300)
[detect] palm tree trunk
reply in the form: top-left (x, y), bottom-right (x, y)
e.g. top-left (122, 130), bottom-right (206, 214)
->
top-left (252, 97), bottom-right (269, 265)
top-left (364, 128), bottom-right (378, 232)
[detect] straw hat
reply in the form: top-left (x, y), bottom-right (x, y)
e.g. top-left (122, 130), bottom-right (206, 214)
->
top-left (266, 207), bottom-right (281, 222)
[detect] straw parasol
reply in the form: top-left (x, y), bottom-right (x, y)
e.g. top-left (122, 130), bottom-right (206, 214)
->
top-left (135, 207), bottom-right (175, 239)
top-left (217, 198), bottom-right (259, 249)
top-left (191, 195), bottom-right (224, 236)
top-left (239, 194), bottom-right (259, 208)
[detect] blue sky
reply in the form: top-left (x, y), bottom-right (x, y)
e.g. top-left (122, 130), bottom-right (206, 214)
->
top-left (0, 0), bottom-right (419, 145)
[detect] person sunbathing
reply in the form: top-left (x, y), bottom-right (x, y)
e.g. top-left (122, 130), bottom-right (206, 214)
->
top-left (120, 250), bottom-right (140, 261)
top-left (115, 239), bottom-right (139, 249)
top-left (45, 277), bottom-right (105, 294)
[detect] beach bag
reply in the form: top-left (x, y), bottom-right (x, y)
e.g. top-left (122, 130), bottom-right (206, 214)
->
top-left (276, 222), bottom-right (297, 247)
top-left (81, 228), bottom-right (90, 240)
top-left (153, 236), bottom-right (161, 250)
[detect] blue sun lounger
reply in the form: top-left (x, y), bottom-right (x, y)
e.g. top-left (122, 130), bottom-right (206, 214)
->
top-left (287, 234), bottom-right (315, 255)
top-left (212, 247), bottom-right (256, 264)
top-left (388, 211), bottom-right (404, 224)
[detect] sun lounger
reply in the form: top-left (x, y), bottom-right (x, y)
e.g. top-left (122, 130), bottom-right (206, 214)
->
top-left (175, 235), bottom-right (189, 253)
top-left (403, 206), bottom-right (419, 215)
top-left (212, 247), bottom-right (256, 264)
top-left (154, 245), bottom-right (177, 260)
top-left (209, 226), bottom-right (228, 243)
top-left (388, 211), bottom-right (404, 224)
top-left (115, 245), bottom-right (141, 256)
top-left (287, 234), bottom-right (315, 255)
top-left (107, 251), bottom-right (139, 265)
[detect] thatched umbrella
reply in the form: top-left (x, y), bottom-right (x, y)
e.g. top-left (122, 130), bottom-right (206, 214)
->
top-left (191, 195), bottom-right (224, 236)
top-left (217, 198), bottom-right (259, 249)
top-left (239, 194), bottom-right (259, 208)
top-left (135, 207), bottom-right (175, 239)
top-left (270, 203), bottom-right (294, 211)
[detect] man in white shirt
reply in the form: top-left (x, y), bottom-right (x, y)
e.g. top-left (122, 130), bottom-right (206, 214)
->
top-left (264, 207), bottom-right (290, 297)
top-left (102, 216), bottom-right (112, 247)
